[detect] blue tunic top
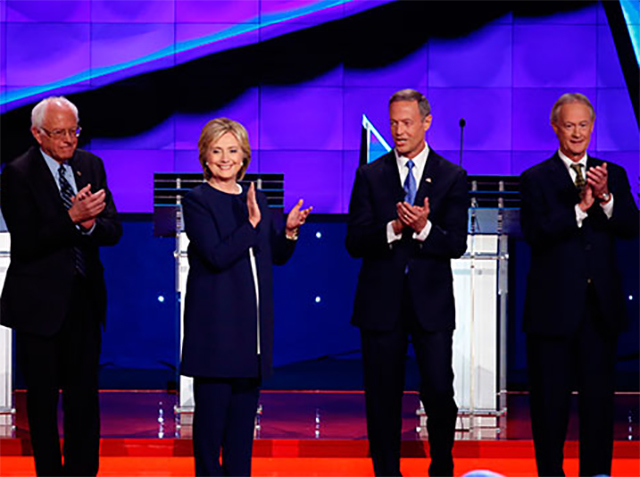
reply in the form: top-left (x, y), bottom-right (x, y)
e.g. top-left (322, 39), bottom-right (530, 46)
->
top-left (180, 183), bottom-right (295, 379)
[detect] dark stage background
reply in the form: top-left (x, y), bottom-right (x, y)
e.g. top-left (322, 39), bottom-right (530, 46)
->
top-left (0, 0), bottom-right (638, 391)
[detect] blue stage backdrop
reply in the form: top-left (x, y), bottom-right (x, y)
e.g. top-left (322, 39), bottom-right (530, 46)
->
top-left (1, 1), bottom-right (638, 389)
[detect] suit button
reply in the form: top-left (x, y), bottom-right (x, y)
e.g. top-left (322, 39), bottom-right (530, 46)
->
top-left (585, 244), bottom-right (591, 251)
top-left (587, 278), bottom-right (592, 284)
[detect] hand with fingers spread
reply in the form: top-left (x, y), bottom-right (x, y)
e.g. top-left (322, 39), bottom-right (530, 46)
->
top-left (68, 184), bottom-right (106, 225)
top-left (247, 182), bottom-right (262, 228)
top-left (396, 197), bottom-right (430, 233)
top-left (286, 199), bottom-right (313, 238)
top-left (586, 162), bottom-right (610, 202)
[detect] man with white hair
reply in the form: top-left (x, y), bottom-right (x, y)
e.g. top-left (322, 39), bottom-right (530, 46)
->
top-left (1, 96), bottom-right (122, 476)
top-left (520, 93), bottom-right (638, 476)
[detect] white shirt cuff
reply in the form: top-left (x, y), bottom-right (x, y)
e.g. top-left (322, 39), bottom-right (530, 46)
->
top-left (575, 204), bottom-right (588, 228)
top-left (387, 221), bottom-right (402, 244)
top-left (600, 194), bottom-right (614, 219)
top-left (413, 220), bottom-right (432, 242)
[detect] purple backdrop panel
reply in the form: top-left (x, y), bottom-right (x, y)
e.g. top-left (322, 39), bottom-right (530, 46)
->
top-left (174, 150), bottom-right (201, 174)
top-left (512, 88), bottom-right (597, 151)
top-left (342, 149), bottom-right (359, 214)
top-left (175, 23), bottom-right (259, 66)
top-left (176, 1), bottom-right (259, 23)
top-left (260, 87), bottom-right (343, 151)
top-left (343, 86), bottom-right (409, 151)
top-left (6, 23), bottom-right (90, 87)
top-left (511, 151), bottom-right (554, 176)
top-left (429, 24), bottom-right (512, 88)
top-left (437, 150), bottom-right (511, 176)
top-left (260, 0), bottom-right (344, 25)
top-left (260, 150), bottom-right (343, 213)
top-left (428, 88), bottom-right (512, 152)
top-left (0, 1), bottom-right (5, 22)
top-left (596, 88), bottom-right (640, 152)
top-left (596, 1), bottom-right (609, 25)
top-left (513, 25), bottom-right (596, 88)
top-left (514, 3), bottom-right (597, 25)
top-left (6, 0), bottom-right (89, 22)
top-left (344, 45), bottom-right (428, 88)
top-left (91, 23), bottom-right (174, 80)
top-left (0, 20), bottom-right (4, 88)
top-left (91, 1), bottom-right (176, 23)
top-left (345, 0), bottom-right (397, 17)
top-left (174, 150), bottom-right (261, 175)
top-left (597, 25), bottom-right (628, 88)
top-left (97, 149), bottom-right (174, 213)
top-left (596, 151), bottom-right (639, 206)
top-left (88, 118), bottom-right (176, 151)
top-left (174, 88), bottom-right (259, 151)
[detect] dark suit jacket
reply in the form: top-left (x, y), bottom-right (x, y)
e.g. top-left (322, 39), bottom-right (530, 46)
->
top-left (520, 153), bottom-right (639, 336)
top-left (346, 150), bottom-right (469, 332)
top-left (0, 147), bottom-right (122, 336)
top-left (180, 183), bottom-right (296, 380)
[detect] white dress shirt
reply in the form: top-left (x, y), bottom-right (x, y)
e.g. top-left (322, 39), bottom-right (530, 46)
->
top-left (557, 150), bottom-right (613, 228)
top-left (386, 143), bottom-right (432, 243)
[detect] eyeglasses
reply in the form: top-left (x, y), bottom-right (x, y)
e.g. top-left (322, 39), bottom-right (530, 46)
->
top-left (40, 127), bottom-right (82, 139)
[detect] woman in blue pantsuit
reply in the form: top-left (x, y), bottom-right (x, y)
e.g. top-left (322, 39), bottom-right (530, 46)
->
top-left (180, 118), bottom-right (311, 476)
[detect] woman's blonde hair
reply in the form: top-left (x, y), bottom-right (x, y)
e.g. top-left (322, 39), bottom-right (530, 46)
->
top-left (198, 118), bottom-right (251, 181)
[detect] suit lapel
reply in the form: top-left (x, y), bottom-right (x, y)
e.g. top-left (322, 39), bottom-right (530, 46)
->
top-left (381, 152), bottom-right (405, 203)
top-left (28, 148), bottom-right (63, 200)
top-left (414, 151), bottom-right (438, 206)
top-left (68, 152), bottom-right (90, 192)
top-left (549, 153), bottom-right (582, 205)
top-left (550, 153), bottom-right (575, 189)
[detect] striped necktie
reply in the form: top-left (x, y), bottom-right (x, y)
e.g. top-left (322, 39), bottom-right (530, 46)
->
top-left (58, 164), bottom-right (86, 276)
top-left (403, 159), bottom-right (417, 205)
top-left (570, 163), bottom-right (586, 192)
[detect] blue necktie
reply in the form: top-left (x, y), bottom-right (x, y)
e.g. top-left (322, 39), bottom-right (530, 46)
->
top-left (58, 164), bottom-right (86, 276)
top-left (403, 159), bottom-right (417, 205)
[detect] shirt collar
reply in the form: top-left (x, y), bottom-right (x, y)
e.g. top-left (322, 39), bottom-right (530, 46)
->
top-left (40, 149), bottom-right (69, 179)
top-left (558, 149), bottom-right (587, 171)
top-left (394, 142), bottom-right (430, 169)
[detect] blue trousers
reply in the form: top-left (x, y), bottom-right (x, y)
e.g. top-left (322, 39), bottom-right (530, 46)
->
top-left (193, 377), bottom-right (260, 476)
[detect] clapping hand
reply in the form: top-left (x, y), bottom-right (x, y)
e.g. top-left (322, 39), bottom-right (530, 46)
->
top-left (286, 199), bottom-right (313, 238)
top-left (247, 182), bottom-right (261, 228)
top-left (396, 197), bottom-right (430, 233)
top-left (69, 184), bottom-right (106, 229)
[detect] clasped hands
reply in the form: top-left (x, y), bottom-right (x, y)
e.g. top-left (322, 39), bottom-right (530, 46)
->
top-left (68, 184), bottom-right (106, 230)
top-left (579, 163), bottom-right (610, 212)
top-left (393, 198), bottom-right (429, 235)
top-left (246, 183), bottom-right (312, 236)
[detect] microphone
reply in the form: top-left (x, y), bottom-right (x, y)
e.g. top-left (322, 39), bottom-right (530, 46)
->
top-left (459, 118), bottom-right (466, 167)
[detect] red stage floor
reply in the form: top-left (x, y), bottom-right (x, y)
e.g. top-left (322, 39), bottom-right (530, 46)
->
top-left (0, 390), bottom-right (638, 476)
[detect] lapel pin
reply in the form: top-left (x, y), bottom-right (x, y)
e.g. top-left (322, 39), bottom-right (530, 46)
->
top-left (426, 177), bottom-right (432, 183)
top-left (76, 170), bottom-right (82, 176)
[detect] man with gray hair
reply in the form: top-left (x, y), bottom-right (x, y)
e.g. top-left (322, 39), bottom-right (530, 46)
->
top-left (347, 89), bottom-right (468, 476)
top-left (1, 96), bottom-right (122, 476)
top-left (520, 93), bottom-right (638, 476)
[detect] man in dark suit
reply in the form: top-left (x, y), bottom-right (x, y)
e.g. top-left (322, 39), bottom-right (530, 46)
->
top-left (346, 89), bottom-right (468, 477)
top-left (1, 96), bottom-right (122, 476)
top-left (520, 93), bottom-right (639, 477)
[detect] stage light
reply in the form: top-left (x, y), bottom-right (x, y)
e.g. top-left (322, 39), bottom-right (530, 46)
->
top-left (315, 296), bottom-right (322, 303)
top-left (316, 231), bottom-right (322, 239)
top-left (629, 295), bottom-right (634, 301)
top-left (158, 295), bottom-right (165, 303)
